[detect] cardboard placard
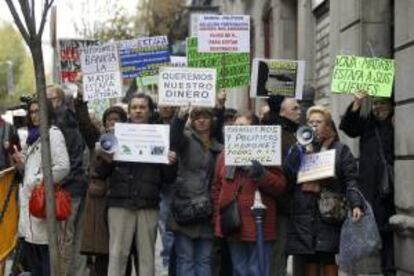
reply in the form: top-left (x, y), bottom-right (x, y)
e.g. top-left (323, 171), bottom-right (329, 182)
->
top-left (198, 15), bottom-right (250, 53)
top-left (113, 123), bottom-right (170, 164)
top-left (158, 67), bottom-right (216, 107)
top-left (58, 39), bottom-right (98, 83)
top-left (80, 43), bottom-right (123, 101)
top-left (331, 55), bottom-right (395, 97)
top-left (187, 37), bottom-right (250, 89)
top-left (297, 149), bottom-right (336, 183)
top-left (118, 36), bottom-right (170, 80)
top-left (250, 58), bottom-right (305, 99)
top-left (224, 125), bottom-right (282, 166)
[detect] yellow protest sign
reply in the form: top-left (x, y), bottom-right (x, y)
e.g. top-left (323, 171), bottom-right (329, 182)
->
top-left (331, 55), bottom-right (395, 97)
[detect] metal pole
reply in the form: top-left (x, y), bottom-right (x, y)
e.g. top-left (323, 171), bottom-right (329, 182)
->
top-left (251, 189), bottom-right (267, 275)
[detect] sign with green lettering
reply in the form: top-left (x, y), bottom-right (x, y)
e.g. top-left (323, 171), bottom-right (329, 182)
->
top-left (331, 55), bottom-right (395, 97)
top-left (187, 37), bottom-right (250, 89)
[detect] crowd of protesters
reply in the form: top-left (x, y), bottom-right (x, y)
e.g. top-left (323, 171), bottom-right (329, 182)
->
top-left (0, 75), bottom-right (395, 276)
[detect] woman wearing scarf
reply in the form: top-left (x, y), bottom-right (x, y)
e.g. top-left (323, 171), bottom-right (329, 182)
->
top-left (285, 105), bottom-right (363, 276)
top-left (212, 111), bottom-right (286, 276)
top-left (13, 99), bottom-right (70, 276)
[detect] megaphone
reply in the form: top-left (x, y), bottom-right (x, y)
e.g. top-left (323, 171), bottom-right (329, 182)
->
top-left (295, 125), bottom-right (315, 146)
top-left (99, 133), bottom-right (119, 154)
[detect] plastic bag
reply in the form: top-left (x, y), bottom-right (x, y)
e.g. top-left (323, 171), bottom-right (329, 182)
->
top-left (338, 190), bottom-right (382, 273)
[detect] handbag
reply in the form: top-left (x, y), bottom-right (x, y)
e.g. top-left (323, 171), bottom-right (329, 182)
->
top-left (219, 181), bottom-right (243, 235)
top-left (172, 193), bottom-right (213, 226)
top-left (318, 188), bottom-right (347, 224)
top-left (374, 127), bottom-right (394, 198)
top-left (338, 188), bottom-right (382, 273)
top-left (29, 182), bottom-right (72, 221)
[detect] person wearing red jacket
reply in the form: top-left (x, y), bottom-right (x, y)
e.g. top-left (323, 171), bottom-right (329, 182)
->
top-left (212, 111), bottom-right (287, 276)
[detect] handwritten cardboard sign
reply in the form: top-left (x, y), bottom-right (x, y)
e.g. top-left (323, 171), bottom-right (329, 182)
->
top-left (113, 123), bottom-right (170, 164)
top-left (331, 55), bottom-right (395, 97)
top-left (80, 43), bottom-right (122, 101)
top-left (250, 58), bottom-right (305, 99)
top-left (224, 126), bottom-right (282, 166)
top-left (158, 67), bottom-right (216, 107)
top-left (198, 15), bottom-right (250, 53)
top-left (187, 37), bottom-right (250, 89)
top-left (118, 36), bottom-right (170, 80)
top-left (297, 149), bottom-right (336, 183)
top-left (58, 39), bottom-right (98, 83)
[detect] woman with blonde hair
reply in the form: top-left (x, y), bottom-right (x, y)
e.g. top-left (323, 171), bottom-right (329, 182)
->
top-left (285, 105), bottom-right (363, 276)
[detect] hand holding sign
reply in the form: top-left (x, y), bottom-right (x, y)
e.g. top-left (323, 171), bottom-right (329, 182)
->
top-left (352, 90), bottom-right (369, 111)
top-left (178, 103), bottom-right (192, 119)
top-left (217, 90), bottom-right (227, 108)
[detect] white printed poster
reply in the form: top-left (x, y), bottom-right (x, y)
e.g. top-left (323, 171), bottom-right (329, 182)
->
top-left (113, 123), bottom-right (170, 164)
top-left (224, 125), bottom-right (282, 166)
top-left (297, 149), bottom-right (336, 183)
top-left (170, 56), bottom-right (187, 67)
top-left (250, 58), bottom-right (305, 99)
top-left (198, 15), bottom-right (250, 53)
top-left (80, 43), bottom-right (122, 101)
top-left (158, 67), bottom-right (216, 107)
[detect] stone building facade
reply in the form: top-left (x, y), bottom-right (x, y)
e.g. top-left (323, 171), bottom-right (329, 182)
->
top-left (194, 0), bottom-right (414, 274)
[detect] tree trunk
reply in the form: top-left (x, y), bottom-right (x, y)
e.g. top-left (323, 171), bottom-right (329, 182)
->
top-left (30, 41), bottom-right (61, 276)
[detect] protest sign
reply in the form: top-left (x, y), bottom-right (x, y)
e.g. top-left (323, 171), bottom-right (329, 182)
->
top-left (80, 43), bottom-right (122, 101)
top-left (58, 39), bottom-right (98, 83)
top-left (224, 125), bottom-right (281, 166)
top-left (158, 67), bottom-right (216, 107)
top-left (198, 15), bottom-right (250, 53)
top-left (113, 123), bottom-right (170, 164)
top-left (187, 37), bottom-right (250, 89)
top-left (297, 149), bottom-right (336, 183)
top-left (331, 55), bottom-right (395, 97)
top-left (170, 56), bottom-right (187, 67)
top-left (118, 36), bottom-right (170, 81)
top-left (250, 58), bottom-right (305, 99)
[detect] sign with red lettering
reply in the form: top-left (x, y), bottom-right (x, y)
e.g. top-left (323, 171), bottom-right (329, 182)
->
top-left (197, 15), bottom-right (250, 53)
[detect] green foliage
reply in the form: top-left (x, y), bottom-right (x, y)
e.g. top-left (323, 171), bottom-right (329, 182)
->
top-left (0, 23), bottom-right (35, 110)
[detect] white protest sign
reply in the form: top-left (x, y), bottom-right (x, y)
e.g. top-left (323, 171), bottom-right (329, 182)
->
top-left (297, 149), bottom-right (336, 183)
top-left (170, 56), bottom-right (187, 67)
top-left (198, 15), bottom-right (250, 53)
top-left (250, 58), bottom-right (305, 99)
top-left (80, 43), bottom-right (122, 101)
top-left (158, 67), bottom-right (216, 107)
top-left (113, 123), bottom-right (170, 164)
top-left (224, 125), bottom-right (282, 166)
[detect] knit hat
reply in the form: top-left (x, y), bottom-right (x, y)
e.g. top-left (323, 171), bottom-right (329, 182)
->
top-left (102, 106), bottom-right (127, 125)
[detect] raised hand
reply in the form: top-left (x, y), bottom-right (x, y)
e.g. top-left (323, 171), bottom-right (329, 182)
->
top-left (352, 90), bottom-right (369, 111)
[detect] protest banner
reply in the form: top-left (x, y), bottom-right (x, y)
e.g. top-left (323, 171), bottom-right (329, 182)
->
top-left (80, 43), bottom-right (123, 101)
top-left (113, 123), bottom-right (170, 164)
top-left (170, 56), bottom-right (187, 67)
top-left (250, 58), bottom-right (305, 99)
top-left (224, 125), bottom-right (281, 166)
top-left (58, 39), bottom-right (98, 83)
top-left (297, 149), bottom-right (336, 183)
top-left (198, 15), bottom-right (250, 53)
top-left (187, 37), bottom-right (250, 89)
top-left (118, 36), bottom-right (170, 81)
top-left (331, 55), bottom-right (395, 97)
top-left (158, 67), bottom-right (216, 107)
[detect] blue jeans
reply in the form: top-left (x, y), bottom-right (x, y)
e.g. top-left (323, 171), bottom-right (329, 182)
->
top-left (228, 241), bottom-right (272, 276)
top-left (158, 192), bottom-right (175, 266)
top-left (175, 233), bottom-right (213, 276)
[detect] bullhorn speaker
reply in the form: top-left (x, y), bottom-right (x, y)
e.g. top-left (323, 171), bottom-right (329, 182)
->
top-left (99, 133), bottom-right (119, 154)
top-left (295, 126), bottom-right (315, 146)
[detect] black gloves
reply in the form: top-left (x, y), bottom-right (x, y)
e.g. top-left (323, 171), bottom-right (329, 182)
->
top-left (250, 160), bottom-right (266, 180)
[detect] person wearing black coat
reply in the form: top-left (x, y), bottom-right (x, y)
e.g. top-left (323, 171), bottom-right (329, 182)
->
top-left (339, 91), bottom-right (395, 275)
top-left (286, 105), bottom-right (363, 276)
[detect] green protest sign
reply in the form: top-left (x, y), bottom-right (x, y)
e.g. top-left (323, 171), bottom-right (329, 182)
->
top-left (331, 55), bottom-right (395, 97)
top-left (187, 37), bottom-right (250, 89)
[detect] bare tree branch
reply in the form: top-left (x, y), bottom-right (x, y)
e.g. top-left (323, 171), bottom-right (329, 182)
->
top-left (31, 0), bottom-right (35, 30)
top-left (38, 0), bottom-right (55, 37)
top-left (18, 0), bottom-right (36, 36)
top-left (4, 0), bottom-right (30, 44)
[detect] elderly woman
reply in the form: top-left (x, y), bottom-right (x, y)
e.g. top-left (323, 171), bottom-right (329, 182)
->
top-left (286, 106), bottom-right (363, 276)
top-left (212, 111), bottom-right (286, 276)
top-left (13, 99), bottom-right (70, 276)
